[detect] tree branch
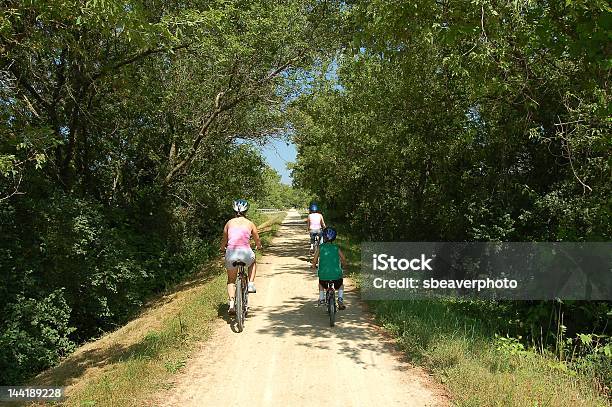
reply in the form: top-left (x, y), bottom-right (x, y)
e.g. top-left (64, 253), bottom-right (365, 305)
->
top-left (163, 97), bottom-right (223, 186)
top-left (91, 42), bottom-right (191, 82)
top-left (162, 50), bottom-right (306, 187)
top-left (7, 63), bottom-right (51, 112)
top-left (0, 171), bottom-right (25, 202)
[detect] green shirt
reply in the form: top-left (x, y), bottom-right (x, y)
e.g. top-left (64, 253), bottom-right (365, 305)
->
top-left (318, 242), bottom-right (342, 280)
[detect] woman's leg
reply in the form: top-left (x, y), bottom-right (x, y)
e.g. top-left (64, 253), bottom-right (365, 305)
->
top-left (227, 268), bottom-right (238, 300)
top-left (247, 262), bottom-right (257, 293)
top-left (247, 249), bottom-right (257, 292)
top-left (248, 260), bottom-right (257, 282)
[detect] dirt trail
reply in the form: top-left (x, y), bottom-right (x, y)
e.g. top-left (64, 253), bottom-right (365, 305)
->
top-left (155, 210), bottom-right (447, 406)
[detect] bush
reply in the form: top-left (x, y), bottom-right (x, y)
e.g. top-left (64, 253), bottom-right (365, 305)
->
top-left (0, 290), bottom-right (75, 384)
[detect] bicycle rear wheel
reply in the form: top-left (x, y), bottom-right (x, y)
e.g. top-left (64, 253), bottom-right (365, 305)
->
top-left (327, 291), bottom-right (336, 327)
top-left (235, 274), bottom-right (244, 332)
top-left (243, 276), bottom-right (249, 316)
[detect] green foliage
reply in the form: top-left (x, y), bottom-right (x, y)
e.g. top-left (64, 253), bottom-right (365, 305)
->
top-left (255, 167), bottom-right (314, 209)
top-left (0, 0), bottom-right (609, 396)
top-left (0, 289), bottom-right (75, 385)
top-left (292, 0), bottom-right (611, 243)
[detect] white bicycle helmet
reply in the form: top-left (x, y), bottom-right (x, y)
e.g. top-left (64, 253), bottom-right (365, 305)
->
top-left (233, 199), bottom-right (249, 215)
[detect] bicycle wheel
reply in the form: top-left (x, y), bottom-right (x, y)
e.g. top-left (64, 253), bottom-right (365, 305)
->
top-left (243, 275), bottom-right (249, 317)
top-left (235, 274), bottom-right (244, 332)
top-left (328, 291), bottom-right (336, 327)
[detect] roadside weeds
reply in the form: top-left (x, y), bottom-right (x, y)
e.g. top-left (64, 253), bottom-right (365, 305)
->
top-left (334, 231), bottom-right (609, 407)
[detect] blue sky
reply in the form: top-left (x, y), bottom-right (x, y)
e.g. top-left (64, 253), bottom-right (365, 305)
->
top-left (259, 138), bottom-right (297, 185)
top-left (252, 60), bottom-right (342, 186)
top-left (250, 60), bottom-right (339, 186)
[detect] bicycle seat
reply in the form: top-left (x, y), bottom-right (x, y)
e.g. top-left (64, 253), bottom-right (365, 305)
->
top-left (232, 261), bottom-right (246, 267)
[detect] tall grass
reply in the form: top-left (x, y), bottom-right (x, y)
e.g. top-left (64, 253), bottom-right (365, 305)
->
top-left (334, 230), bottom-right (609, 406)
top-left (372, 300), bottom-right (608, 406)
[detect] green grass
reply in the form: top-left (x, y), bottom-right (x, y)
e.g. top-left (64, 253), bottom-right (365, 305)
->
top-left (61, 272), bottom-right (228, 406)
top-left (335, 230), bottom-right (610, 407)
top-left (334, 225), bottom-right (362, 282)
top-left (372, 300), bottom-right (608, 406)
top-left (259, 211), bottom-right (287, 236)
top-left (256, 211), bottom-right (286, 260)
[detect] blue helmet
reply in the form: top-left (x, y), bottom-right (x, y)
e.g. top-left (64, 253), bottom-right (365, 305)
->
top-left (309, 203), bottom-right (319, 212)
top-left (322, 227), bottom-right (337, 242)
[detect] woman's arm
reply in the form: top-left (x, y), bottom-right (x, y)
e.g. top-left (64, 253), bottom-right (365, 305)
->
top-left (251, 222), bottom-right (263, 250)
top-left (320, 214), bottom-right (326, 229)
top-left (220, 222), bottom-right (229, 252)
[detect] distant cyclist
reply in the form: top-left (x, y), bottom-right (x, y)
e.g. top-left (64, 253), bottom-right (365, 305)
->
top-left (220, 199), bottom-right (262, 314)
top-left (311, 227), bottom-right (347, 310)
top-left (307, 203), bottom-right (326, 253)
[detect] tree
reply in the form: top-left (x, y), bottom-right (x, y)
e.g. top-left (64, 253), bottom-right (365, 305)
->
top-left (291, 0), bottom-right (611, 242)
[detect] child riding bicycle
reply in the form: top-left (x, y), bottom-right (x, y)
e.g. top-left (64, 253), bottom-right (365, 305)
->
top-left (311, 227), bottom-right (347, 310)
top-left (307, 203), bottom-right (326, 254)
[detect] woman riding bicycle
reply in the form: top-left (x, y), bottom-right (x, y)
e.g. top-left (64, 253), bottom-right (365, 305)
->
top-left (307, 203), bottom-right (326, 253)
top-left (220, 199), bottom-right (262, 314)
top-left (311, 227), bottom-right (347, 310)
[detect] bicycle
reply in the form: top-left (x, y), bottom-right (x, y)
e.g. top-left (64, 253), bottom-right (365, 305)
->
top-left (310, 231), bottom-right (321, 255)
top-left (233, 261), bottom-right (249, 332)
top-left (323, 281), bottom-right (337, 327)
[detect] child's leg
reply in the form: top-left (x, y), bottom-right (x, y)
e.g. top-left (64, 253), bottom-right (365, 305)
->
top-left (337, 282), bottom-right (346, 309)
top-left (318, 282), bottom-right (325, 301)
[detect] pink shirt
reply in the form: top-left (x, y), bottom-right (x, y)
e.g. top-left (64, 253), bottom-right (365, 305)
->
top-left (227, 225), bottom-right (251, 249)
top-left (308, 213), bottom-right (323, 230)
